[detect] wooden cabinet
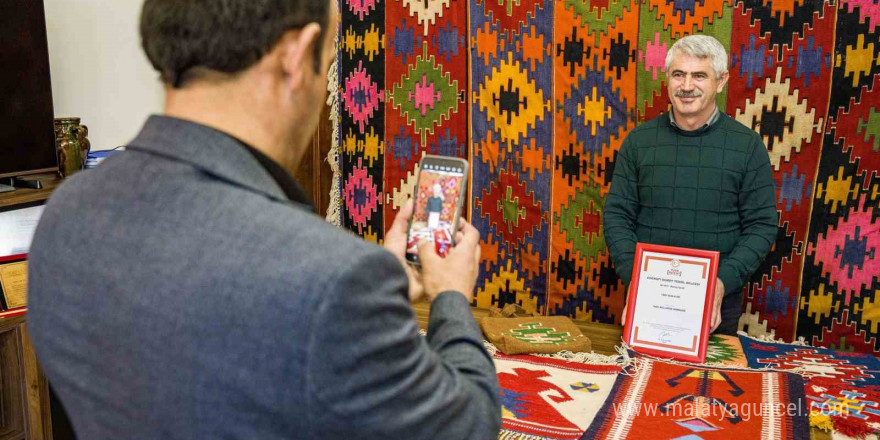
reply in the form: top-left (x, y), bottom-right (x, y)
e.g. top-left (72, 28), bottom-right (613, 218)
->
top-left (0, 317), bottom-right (52, 440)
top-left (0, 174), bottom-right (57, 440)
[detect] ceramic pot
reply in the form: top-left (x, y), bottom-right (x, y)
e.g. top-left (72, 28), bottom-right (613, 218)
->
top-left (54, 118), bottom-right (90, 178)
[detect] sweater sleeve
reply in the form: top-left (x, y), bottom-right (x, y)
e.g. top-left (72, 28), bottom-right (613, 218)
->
top-left (603, 135), bottom-right (641, 286)
top-left (307, 248), bottom-right (500, 440)
top-left (716, 137), bottom-right (779, 295)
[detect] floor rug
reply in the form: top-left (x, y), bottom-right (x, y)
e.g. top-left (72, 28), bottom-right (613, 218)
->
top-left (494, 353), bottom-right (621, 439)
top-left (739, 334), bottom-right (880, 431)
top-left (581, 356), bottom-right (810, 440)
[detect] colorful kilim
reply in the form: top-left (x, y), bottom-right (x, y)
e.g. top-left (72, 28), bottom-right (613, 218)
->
top-left (333, 0), bottom-right (880, 355)
top-left (706, 334), bottom-right (748, 367)
top-left (739, 334), bottom-right (880, 428)
top-left (581, 357), bottom-right (811, 440)
top-left (494, 353), bottom-right (621, 439)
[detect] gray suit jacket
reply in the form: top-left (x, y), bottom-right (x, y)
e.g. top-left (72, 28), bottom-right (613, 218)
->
top-left (28, 116), bottom-right (500, 439)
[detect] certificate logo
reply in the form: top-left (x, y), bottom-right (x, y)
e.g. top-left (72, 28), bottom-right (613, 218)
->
top-left (667, 259), bottom-right (682, 277)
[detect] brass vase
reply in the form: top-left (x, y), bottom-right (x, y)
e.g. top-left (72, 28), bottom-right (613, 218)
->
top-left (54, 118), bottom-right (91, 178)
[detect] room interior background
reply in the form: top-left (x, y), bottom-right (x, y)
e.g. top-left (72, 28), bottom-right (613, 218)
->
top-left (44, 0), bottom-right (164, 153)
top-left (331, 0), bottom-right (880, 354)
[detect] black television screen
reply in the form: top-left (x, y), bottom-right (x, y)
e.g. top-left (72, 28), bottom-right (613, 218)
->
top-left (0, 0), bottom-right (57, 178)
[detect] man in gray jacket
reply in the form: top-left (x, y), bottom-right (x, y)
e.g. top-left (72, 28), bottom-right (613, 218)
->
top-left (27, 1), bottom-right (501, 439)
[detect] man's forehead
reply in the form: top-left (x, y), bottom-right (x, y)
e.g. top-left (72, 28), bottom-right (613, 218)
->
top-left (668, 55), bottom-right (714, 72)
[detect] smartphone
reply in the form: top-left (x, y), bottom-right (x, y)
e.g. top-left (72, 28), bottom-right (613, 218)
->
top-left (405, 155), bottom-right (468, 265)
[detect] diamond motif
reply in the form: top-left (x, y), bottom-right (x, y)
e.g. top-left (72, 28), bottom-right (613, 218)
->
top-left (475, 52), bottom-right (549, 146)
top-left (734, 67), bottom-right (821, 171)
top-left (400, 0), bottom-right (451, 35)
top-left (387, 42), bottom-right (461, 147)
top-left (342, 61), bottom-right (384, 134)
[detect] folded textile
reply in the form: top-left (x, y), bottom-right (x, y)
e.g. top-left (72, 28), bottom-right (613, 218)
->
top-left (481, 316), bottom-right (591, 355)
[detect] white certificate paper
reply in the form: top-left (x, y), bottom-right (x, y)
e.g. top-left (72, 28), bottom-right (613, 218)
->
top-left (0, 205), bottom-right (45, 258)
top-left (629, 251), bottom-right (711, 358)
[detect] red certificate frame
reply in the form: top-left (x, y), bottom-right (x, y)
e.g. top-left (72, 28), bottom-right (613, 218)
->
top-left (622, 243), bottom-right (719, 363)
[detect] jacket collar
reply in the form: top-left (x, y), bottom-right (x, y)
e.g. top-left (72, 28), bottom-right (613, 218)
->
top-left (126, 115), bottom-right (310, 209)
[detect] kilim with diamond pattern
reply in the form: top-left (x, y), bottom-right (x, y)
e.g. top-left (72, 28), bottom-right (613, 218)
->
top-left (332, 0), bottom-right (880, 355)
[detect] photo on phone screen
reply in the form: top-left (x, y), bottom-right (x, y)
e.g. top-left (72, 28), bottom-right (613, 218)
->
top-left (406, 157), bottom-right (467, 264)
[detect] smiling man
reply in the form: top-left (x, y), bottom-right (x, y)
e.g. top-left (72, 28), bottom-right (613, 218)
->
top-left (604, 35), bottom-right (778, 335)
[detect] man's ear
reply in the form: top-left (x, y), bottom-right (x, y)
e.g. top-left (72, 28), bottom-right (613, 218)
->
top-left (280, 23), bottom-right (322, 91)
top-left (717, 70), bottom-right (730, 93)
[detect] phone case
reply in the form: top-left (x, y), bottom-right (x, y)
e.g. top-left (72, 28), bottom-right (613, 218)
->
top-left (406, 155), bottom-right (469, 265)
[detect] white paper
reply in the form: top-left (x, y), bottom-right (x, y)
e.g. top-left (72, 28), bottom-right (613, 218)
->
top-left (629, 250), bottom-right (711, 357)
top-left (0, 205), bottom-right (45, 257)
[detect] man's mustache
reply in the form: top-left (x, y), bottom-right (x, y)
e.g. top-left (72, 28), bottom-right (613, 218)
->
top-left (675, 91), bottom-right (704, 98)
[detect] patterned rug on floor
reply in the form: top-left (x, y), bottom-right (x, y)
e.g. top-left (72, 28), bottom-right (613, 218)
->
top-left (581, 356), bottom-right (810, 440)
top-left (494, 352), bottom-right (621, 439)
top-left (739, 334), bottom-right (880, 435)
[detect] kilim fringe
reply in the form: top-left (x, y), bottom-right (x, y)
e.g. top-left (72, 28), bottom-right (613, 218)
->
top-left (737, 331), bottom-right (809, 346)
top-left (533, 350), bottom-right (625, 365)
top-left (482, 340), bottom-right (627, 366)
top-left (832, 415), bottom-right (876, 438)
top-left (811, 412), bottom-right (834, 432)
top-left (497, 430), bottom-right (550, 440)
top-left (617, 342), bottom-right (780, 374)
top-left (325, 30), bottom-right (342, 227)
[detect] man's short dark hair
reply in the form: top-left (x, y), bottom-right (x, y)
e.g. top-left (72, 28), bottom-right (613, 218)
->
top-left (140, 0), bottom-right (329, 87)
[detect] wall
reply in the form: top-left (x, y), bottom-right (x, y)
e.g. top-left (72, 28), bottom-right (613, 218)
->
top-left (44, 0), bottom-right (163, 151)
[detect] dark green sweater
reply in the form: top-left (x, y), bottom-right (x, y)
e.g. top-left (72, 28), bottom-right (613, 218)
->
top-left (604, 112), bottom-right (778, 308)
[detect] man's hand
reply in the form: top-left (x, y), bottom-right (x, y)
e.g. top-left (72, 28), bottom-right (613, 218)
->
top-left (418, 219), bottom-right (481, 302)
top-left (383, 199), bottom-right (424, 302)
top-left (710, 278), bottom-right (725, 333)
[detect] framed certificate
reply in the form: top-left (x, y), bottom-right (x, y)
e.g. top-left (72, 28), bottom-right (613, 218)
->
top-left (622, 243), bottom-right (719, 363)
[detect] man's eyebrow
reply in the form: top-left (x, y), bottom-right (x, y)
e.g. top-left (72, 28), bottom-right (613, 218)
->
top-left (670, 69), bottom-right (709, 75)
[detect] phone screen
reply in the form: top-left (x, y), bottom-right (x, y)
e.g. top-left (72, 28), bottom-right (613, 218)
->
top-left (406, 159), bottom-right (467, 263)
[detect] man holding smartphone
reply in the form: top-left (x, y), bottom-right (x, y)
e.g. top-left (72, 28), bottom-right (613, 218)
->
top-left (26, 1), bottom-right (500, 439)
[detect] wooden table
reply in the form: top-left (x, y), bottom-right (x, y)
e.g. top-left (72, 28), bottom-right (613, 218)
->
top-left (412, 301), bottom-right (832, 440)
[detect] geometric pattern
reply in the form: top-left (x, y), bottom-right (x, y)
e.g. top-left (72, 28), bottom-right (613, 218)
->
top-left (494, 352), bottom-right (621, 439)
top-left (739, 334), bottom-right (880, 428)
top-left (705, 334), bottom-right (748, 367)
top-left (382, 0), bottom-right (468, 233)
top-left (334, 0), bottom-right (880, 355)
top-left (581, 356), bottom-right (811, 439)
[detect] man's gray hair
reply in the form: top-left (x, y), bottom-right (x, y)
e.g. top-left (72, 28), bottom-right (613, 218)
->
top-left (665, 35), bottom-right (729, 78)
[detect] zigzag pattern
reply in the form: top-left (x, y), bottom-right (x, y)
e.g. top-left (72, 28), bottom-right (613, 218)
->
top-left (335, 0), bottom-right (880, 354)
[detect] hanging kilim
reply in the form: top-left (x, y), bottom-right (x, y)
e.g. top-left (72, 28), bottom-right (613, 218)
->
top-left (797, 0), bottom-right (880, 356)
top-left (739, 334), bottom-right (880, 433)
top-left (331, 0), bottom-right (880, 355)
top-left (580, 356), bottom-right (811, 440)
top-left (494, 353), bottom-right (621, 439)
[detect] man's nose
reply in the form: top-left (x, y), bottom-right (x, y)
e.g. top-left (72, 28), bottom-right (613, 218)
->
top-left (682, 74), bottom-right (694, 90)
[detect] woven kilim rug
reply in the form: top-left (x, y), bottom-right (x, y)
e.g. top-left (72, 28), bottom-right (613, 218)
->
top-left (739, 334), bottom-right (880, 432)
top-left (705, 334), bottom-right (748, 368)
top-left (333, 0), bottom-right (880, 355)
top-left (580, 356), bottom-right (811, 440)
top-left (494, 353), bottom-right (621, 439)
